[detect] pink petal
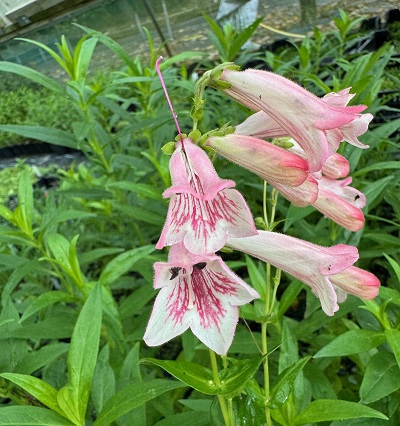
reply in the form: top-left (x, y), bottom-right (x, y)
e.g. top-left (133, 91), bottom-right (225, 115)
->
top-left (164, 138), bottom-right (235, 199)
top-left (330, 266), bottom-right (380, 300)
top-left (312, 177), bottom-right (366, 232)
top-left (206, 134), bottom-right (309, 186)
top-left (234, 110), bottom-right (288, 139)
top-left (269, 175), bottom-right (319, 207)
top-left (156, 139), bottom-right (257, 254)
top-left (322, 153), bottom-right (350, 179)
top-left (227, 231), bottom-right (359, 316)
top-left (339, 113), bottom-right (373, 149)
top-left (322, 88), bottom-right (355, 107)
top-left (221, 69), bottom-right (372, 173)
top-left (144, 244), bottom-right (259, 355)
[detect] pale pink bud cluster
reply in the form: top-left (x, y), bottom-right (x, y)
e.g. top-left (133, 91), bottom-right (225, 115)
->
top-left (207, 70), bottom-right (373, 232)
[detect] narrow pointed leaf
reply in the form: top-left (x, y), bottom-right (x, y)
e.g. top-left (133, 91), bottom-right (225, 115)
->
top-left (0, 125), bottom-right (77, 149)
top-left (99, 245), bottom-right (154, 286)
top-left (219, 356), bottom-right (265, 398)
top-left (140, 358), bottom-right (217, 394)
top-left (293, 400), bottom-right (388, 425)
top-left (0, 407), bottom-right (73, 425)
top-left (360, 352), bottom-right (400, 404)
top-left (384, 328), bottom-right (400, 369)
top-left (57, 284), bottom-right (102, 425)
top-left (269, 357), bottom-right (311, 409)
top-left (20, 291), bottom-right (76, 323)
top-left (314, 330), bottom-right (386, 357)
top-left (0, 373), bottom-right (64, 417)
top-left (14, 343), bottom-right (69, 375)
top-left (0, 62), bottom-right (64, 93)
top-left (94, 379), bottom-right (185, 426)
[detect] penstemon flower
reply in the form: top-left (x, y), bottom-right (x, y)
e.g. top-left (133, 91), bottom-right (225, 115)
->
top-left (206, 134), bottom-right (309, 186)
top-left (219, 69), bottom-right (373, 173)
top-left (208, 126), bottom-right (366, 230)
top-left (227, 231), bottom-right (380, 316)
top-left (144, 243), bottom-right (259, 355)
top-left (156, 137), bottom-right (257, 255)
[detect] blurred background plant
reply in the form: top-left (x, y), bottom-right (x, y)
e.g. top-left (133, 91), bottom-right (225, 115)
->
top-left (0, 8), bottom-right (398, 425)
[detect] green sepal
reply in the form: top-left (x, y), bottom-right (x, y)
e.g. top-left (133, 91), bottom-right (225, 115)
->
top-left (161, 141), bottom-right (176, 155)
top-left (188, 129), bottom-right (202, 142)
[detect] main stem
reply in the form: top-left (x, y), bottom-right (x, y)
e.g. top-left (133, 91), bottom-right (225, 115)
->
top-left (261, 182), bottom-right (279, 426)
top-left (209, 349), bottom-right (233, 426)
top-left (262, 262), bottom-right (272, 426)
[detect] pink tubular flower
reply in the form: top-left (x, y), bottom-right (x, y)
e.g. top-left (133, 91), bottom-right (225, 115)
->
top-left (144, 243), bottom-right (259, 355)
top-left (321, 153), bottom-right (350, 180)
top-left (220, 69), bottom-right (373, 173)
top-left (330, 266), bottom-right (380, 301)
top-left (312, 176), bottom-right (366, 232)
top-left (226, 231), bottom-right (379, 316)
top-left (156, 138), bottom-right (257, 255)
top-left (206, 134), bottom-right (309, 186)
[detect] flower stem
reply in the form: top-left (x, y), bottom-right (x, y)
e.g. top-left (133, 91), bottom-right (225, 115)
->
top-left (262, 262), bottom-right (272, 426)
top-left (209, 349), bottom-right (233, 426)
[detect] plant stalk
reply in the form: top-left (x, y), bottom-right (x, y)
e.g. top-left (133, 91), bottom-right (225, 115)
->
top-left (209, 349), bottom-right (233, 426)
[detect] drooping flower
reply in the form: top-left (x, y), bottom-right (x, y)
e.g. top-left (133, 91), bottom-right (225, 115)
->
top-left (144, 243), bottom-right (259, 355)
top-left (210, 129), bottom-right (365, 230)
top-left (156, 138), bottom-right (257, 255)
top-left (206, 134), bottom-right (309, 186)
top-left (226, 231), bottom-right (379, 315)
top-left (312, 176), bottom-right (366, 232)
top-left (220, 69), bottom-right (373, 173)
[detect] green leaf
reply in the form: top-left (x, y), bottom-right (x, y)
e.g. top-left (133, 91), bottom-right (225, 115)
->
top-left (94, 379), bottom-right (185, 426)
top-left (384, 328), bottom-right (400, 369)
top-left (141, 358), bottom-right (217, 394)
top-left (0, 62), bottom-right (64, 94)
top-left (0, 406), bottom-right (73, 425)
top-left (0, 314), bottom-right (75, 340)
top-left (20, 291), bottom-right (76, 323)
top-left (293, 400), bottom-right (388, 425)
top-left (106, 181), bottom-right (162, 200)
top-left (383, 254), bottom-right (400, 283)
top-left (15, 38), bottom-right (67, 73)
top-left (353, 161), bottom-right (400, 176)
top-left (314, 330), bottom-right (386, 357)
top-left (219, 356), bottom-right (265, 399)
top-left (111, 202), bottom-right (165, 226)
top-left (16, 169), bottom-right (33, 234)
top-left (79, 247), bottom-right (124, 266)
top-left (363, 175), bottom-right (395, 213)
top-left (0, 125), bottom-right (77, 149)
top-left (116, 343), bottom-right (145, 426)
top-left (245, 256), bottom-right (266, 300)
top-left (92, 345), bottom-right (116, 414)
top-left (14, 342), bottom-right (69, 375)
top-left (74, 37), bottom-right (98, 81)
top-left (99, 245), bottom-right (154, 286)
top-left (360, 352), bottom-right (400, 404)
top-left (230, 17), bottom-right (263, 59)
top-left (0, 373), bottom-right (64, 417)
top-left (153, 411), bottom-right (210, 426)
top-left (0, 205), bottom-right (14, 223)
top-left (75, 25), bottom-right (137, 69)
top-left (57, 284), bottom-right (102, 426)
top-left (269, 357), bottom-right (311, 409)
